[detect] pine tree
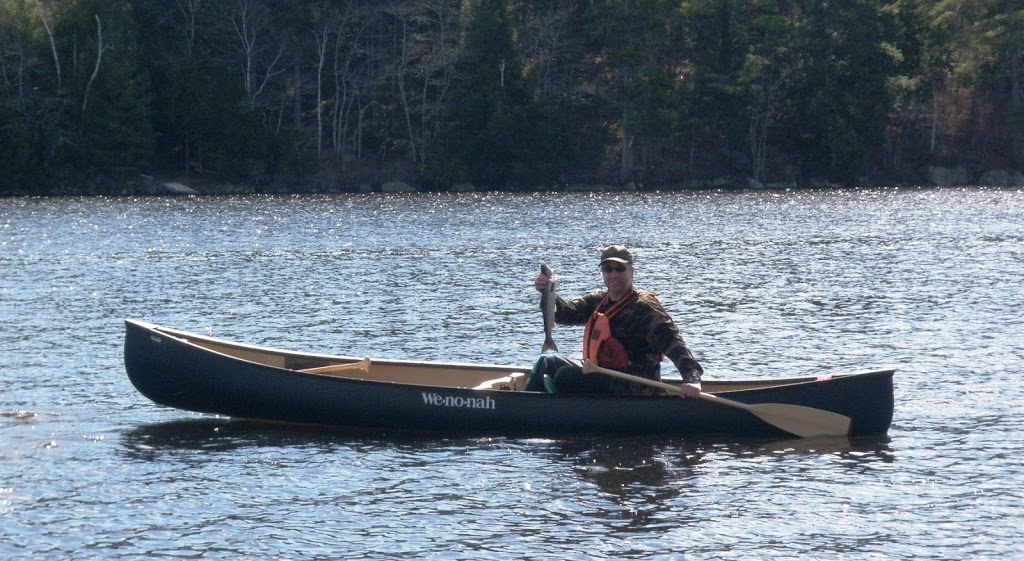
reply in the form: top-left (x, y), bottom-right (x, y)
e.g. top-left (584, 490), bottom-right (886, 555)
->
top-left (426, 0), bottom-right (536, 188)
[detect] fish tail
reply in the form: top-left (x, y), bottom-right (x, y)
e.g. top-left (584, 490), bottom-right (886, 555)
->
top-left (542, 337), bottom-right (558, 353)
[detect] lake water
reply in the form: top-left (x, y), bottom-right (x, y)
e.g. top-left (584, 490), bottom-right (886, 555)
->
top-left (1, 188), bottom-right (1021, 559)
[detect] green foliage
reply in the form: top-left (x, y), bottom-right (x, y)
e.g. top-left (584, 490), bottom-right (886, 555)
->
top-left (0, 0), bottom-right (1021, 193)
top-left (922, 0), bottom-right (1024, 167)
top-left (41, 1), bottom-right (153, 174)
top-left (758, 0), bottom-right (903, 180)
top-left (425, 0), bottom-right (574, 188)
top-left (0, 0), bottom-right (155, 190)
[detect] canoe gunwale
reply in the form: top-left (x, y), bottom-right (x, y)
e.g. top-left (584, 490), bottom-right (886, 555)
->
top-left (137, 319), bottom-right (524, 373)
top-left (131, 319), bottom-right (893, 393)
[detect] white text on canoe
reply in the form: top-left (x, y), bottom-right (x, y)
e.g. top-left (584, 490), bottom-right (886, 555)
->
top-left (421, 393), bottom-right (496, 410)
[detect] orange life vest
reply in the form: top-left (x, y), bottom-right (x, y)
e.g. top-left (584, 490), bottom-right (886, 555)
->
top-left (582, 291), bottom-right (638, 371)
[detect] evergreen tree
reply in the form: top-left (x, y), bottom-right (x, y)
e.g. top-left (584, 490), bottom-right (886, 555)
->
top-left (426, 0), bottom-right (564, 189)
top-left (924, 0), bottom-right (1024, 168)
top-left (0, 0), bottom-right (52, 192)
top-left (780, 0), bottom-right (901, 181)
top-left (58, 0), bottom-right (155, 176)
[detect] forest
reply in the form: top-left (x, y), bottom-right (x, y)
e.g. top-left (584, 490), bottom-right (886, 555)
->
top-left (1, 0), bottom-right (1022, 194)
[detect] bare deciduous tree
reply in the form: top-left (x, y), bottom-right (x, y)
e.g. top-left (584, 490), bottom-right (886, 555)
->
top-left (385, 0), bottom-right (460, 164)
top-left (82, 14), bottom-right (111, 112)
top-left (36, 0), bottom-right (61, 91)
top-left (174, 0), bottom-right (199, 61)
top-left (515, 0), bottom-right (579, 97)
top-left (230, 0), bottom-right (286, 109)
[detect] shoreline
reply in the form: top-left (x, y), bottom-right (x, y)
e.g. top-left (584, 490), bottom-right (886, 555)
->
top-left (4, 165), bottom-right (1023, 197)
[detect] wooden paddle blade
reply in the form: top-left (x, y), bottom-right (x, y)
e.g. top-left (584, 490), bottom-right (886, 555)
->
top-left (744, 402), bottom-right (851, 437)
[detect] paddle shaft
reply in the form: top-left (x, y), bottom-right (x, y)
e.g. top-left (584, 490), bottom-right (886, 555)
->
top-left (581, 360), bottom-right (716, 400)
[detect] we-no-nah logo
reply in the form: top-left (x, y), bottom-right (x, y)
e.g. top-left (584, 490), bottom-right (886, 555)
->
top-left (421, 392), bottom-right (496, 410)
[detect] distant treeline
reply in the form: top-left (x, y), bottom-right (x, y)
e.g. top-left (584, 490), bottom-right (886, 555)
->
top-left (1, 0), bottom-right (1021, 194)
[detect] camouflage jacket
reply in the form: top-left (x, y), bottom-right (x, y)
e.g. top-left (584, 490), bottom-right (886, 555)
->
top-left (553, 288), bottom-right (703, 391)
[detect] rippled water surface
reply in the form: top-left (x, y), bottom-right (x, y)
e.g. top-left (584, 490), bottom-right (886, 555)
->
top-left (1, 188), bottom-right (1022, 559)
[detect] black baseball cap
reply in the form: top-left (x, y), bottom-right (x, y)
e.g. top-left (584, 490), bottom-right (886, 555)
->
top-left (599, 245), bottom-right (633, 266)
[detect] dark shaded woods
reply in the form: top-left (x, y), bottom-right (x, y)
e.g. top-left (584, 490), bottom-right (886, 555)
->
top-left (2, 0), bottom-right (1021, 195)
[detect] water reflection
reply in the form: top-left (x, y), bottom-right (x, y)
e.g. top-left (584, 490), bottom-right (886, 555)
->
top-left (556, 438), bottom-right (680, 488)
top-left (538, 437), bottom-right (697, 531)
top-left (120, 417), bottom-right (484, 460)
top-left (122, 418), bottom-right (893, 467)
top-left (715, 434), bottom-right (895, 459)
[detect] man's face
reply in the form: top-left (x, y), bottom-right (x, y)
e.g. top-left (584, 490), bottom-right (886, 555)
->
top-left (601, 262), bottom-right (634, 294)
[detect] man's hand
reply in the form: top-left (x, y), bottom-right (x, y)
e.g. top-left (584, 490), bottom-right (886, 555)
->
top-left (677, 382), bottom-right (702, 399)
top-left (534, 273), bottom-right (554, 292)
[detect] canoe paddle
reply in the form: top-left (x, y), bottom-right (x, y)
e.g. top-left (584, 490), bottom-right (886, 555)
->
top-left (580, 360), bottom-right (851, 438)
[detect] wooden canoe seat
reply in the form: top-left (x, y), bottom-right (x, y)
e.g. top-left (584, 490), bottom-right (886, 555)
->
top-left (299, 358), bottom-right (371, 377)
top-left (472, 372), bottom-right (527, 391)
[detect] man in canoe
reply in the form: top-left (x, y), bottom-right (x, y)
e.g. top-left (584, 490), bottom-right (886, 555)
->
top-left (530, 245), bottom-right (703, 398)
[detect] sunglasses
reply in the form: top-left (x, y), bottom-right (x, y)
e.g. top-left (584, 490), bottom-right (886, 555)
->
top-left (601, 264), bottom-right (629, 273)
